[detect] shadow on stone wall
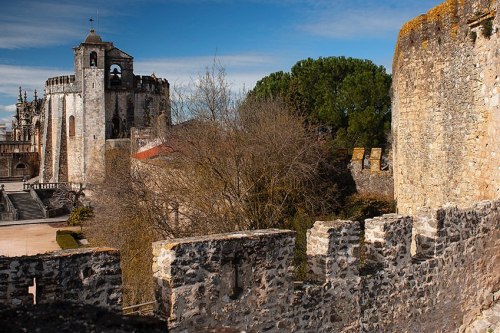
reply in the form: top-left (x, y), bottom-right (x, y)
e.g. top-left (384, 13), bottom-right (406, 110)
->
top-left (349, 147), bottom-right (393, 199)
top-left (152, 200), bottom-right (499, 332)
top-left (0, 248), bottom-right (122, 310)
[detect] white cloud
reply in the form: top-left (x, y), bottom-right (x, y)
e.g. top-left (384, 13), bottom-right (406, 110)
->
top-left (0, 117), bottom-right (13, 128)
top-left (135, 54), bottom-right (283, 92)
top-left (0, 64), bottom-right (71, 99)
top-left (298, 0), bottom-right (440, 39)
top-left (0, 54), bottom-right (283, 109)
top-left (0, 0), bottom-right (118, 49)
top-left (301, 10), bottom-right (406, 39)
top-left (0, 105), bottom-right (16, 113)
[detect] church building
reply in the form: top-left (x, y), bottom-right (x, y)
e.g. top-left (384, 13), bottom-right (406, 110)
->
top-left (39, 28), bottom-right (170, 184)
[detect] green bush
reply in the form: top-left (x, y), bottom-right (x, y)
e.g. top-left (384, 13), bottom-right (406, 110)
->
top-left (67, 206), bottom-right (94, 226)
top-left (56, 230), bottom-right (80, 249)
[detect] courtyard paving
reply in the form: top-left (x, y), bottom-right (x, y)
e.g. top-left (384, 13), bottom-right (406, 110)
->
top-left (0, 223), bottom-right (80, 257)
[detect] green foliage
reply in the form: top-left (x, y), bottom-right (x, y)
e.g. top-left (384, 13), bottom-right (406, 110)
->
top-left (67, 206), bottom-right (94, 226)
top-left (340, 194), bottom-right (396, 222)
top-left (56, 230), bottom-right (80, 249)
top-left (283, 210), bottom-right (315, 281)
top-left (250, 56), bottom-right (392, 149)
top-left (252, 71), bottom-right (291, 99)
top-left (482, 19), bottom-right (493, 38)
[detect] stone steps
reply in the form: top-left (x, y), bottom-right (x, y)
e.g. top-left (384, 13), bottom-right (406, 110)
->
top-left (8, 193), bottom-right (45, 220)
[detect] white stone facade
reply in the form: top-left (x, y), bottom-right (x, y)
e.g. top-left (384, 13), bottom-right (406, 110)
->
top-left (40, 29), bottom-right (170, 184)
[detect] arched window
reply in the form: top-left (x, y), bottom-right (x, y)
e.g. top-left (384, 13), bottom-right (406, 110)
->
top-left (69, 115), bottom-right (75, 137)
top-left (109, 64), bottom-right (122, 86)
top-left (90, 52), bottom-right (97, 67)
top-left (15, 163), bottom-right (26, 169)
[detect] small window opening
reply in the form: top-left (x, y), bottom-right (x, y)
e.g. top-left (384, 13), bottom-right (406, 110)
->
top-left (69, 115), bottom-right (75, 137)
top-left (229, 256), bottom-right (243, 300)
top-left (16, 163), bottom-right (26, 169)
top-left (28, 277), bottom-right (37, 304)
top-left (90, 51), bottom-right (97, 67)
top-left (110, 64), bottom-right (122, 86)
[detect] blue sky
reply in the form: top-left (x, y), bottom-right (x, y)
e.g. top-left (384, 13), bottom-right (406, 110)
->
top-left (0, 0), bottom-right (442, 124)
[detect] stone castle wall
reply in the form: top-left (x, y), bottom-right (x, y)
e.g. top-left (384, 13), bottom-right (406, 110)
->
top-left (349, 148), bottom-right (394, 198)
top-left (153, 200), bottom-right (499, 332)
top-left (392, 0), bottom-right (500, 215)
top-left (0, 248), bottom-right (122, 311)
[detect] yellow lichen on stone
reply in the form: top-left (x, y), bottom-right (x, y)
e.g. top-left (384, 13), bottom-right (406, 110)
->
top-left (398, 0), bottom-right (459, 40)
top-left (427, 0), bottom-right (458, 21)
top-left (165, 242), bottom-right (178, 250)
top-left (422, 40), bottom-right (429, 49)
top-left (394, 0), bottom-right (461, 69)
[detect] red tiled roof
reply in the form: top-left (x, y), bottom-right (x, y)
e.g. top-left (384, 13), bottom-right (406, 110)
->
top-left (132, 144), bottom-right (173, 160)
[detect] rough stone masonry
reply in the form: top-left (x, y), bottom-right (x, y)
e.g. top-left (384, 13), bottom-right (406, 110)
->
top-left (0, 248), bottom-right (122, 310)
top-left (392, 0), bottom-right (500, 215)
top-left (153, 201), bottom-right (499, 332)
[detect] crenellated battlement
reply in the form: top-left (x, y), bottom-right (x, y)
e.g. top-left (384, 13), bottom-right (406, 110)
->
top-left (45, 75), bottom-right (76, 87)
top-left (350, 147), bottom-right (393, 198)
top-left (307, 220), bottom-right (360, 282)
top-left (153, 200), bottom-right (499, 332)
top-left (351, 147), bottom-right (390, 172)
top-left (134, 75), bottom-right (169, 93)
top-left (393, 0), bottom-right (497, 68)
top-left (364, 214), bottom-right (413, 269)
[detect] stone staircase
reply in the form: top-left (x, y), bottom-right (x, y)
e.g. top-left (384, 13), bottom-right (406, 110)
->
top-left (7, 193), bottom-right (45, 220)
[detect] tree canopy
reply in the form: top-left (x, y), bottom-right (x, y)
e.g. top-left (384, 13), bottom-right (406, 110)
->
top-left (250, 57), bottom-right (392, 149)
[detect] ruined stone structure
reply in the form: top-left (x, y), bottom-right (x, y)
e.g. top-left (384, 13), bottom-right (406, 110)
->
top-left (40, 29), bottom-right (170, 184)
top-left (153, 200), bottom-right (499, 332)
top-left (393, 0), bottom-right (500, 215)
top-left (349, 147), bottom-right (393, 198)
top-left (0, 248), bottom-right (122, 310)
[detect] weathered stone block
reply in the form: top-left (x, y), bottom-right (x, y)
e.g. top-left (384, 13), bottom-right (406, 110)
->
top-left (307, 220), bottom-right (360, 283)
top-left (0, 248), bottom-right (122, 311)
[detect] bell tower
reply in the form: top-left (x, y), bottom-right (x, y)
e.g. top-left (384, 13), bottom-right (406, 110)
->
top-left (72, 23), bottom-right (111, 183)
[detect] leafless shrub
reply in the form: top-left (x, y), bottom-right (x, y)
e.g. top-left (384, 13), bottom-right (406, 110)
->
top-left (86, 61), bottom-right (342, 305)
